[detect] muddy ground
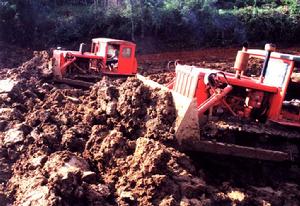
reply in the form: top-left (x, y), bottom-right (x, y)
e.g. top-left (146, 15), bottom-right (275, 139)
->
top-left (0, 48), bottom-right (300, 206)
top-left (0, 41), bottom-right (33, 69)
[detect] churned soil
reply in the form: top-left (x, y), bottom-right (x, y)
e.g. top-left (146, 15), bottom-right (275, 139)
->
top-left (0, 48), bottom-right (299, 206)
top-left (0, 52), bottom-right (205, 205)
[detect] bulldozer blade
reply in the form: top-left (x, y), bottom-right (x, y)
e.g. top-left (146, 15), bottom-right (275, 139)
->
top-left (136, 74), bottom-right (200, 143)
top-left (136, 74), bottom-right (169, 91)
top-left (171, 92), bottom-right (200, 144)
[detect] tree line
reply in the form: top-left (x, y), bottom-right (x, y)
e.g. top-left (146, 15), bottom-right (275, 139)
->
top-left (0, 0), bottom-right (300, 49)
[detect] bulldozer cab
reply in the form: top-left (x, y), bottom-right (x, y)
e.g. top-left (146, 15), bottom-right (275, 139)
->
top-left (244, 49), bottom-right (300, 127)
top-left (276, 56), bottom-right (300, 127)
top-left (91, 38), bottom-right (138, 75)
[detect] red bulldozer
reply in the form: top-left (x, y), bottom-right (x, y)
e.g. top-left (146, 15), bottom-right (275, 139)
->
top-left (138, 43), bottom-right (300, 162)
top-left (51, 38), bottom-right (137, 87)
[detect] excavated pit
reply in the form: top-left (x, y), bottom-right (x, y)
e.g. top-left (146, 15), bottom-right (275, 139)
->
top-left (0, 50), bottom-right (300, 205)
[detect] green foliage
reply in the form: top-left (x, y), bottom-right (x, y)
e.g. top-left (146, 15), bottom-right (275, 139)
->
top-left (0, 1), bottom-right (15, 41)
top-left (283, 0), bottom-right (300, 14)
top-left (1, 0), bottom-right (300, 48)
top-left (0, 0), bottom-right (36, 45)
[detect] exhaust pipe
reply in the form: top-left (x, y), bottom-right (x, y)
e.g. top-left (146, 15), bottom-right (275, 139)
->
top-left (79, 43), bottom-right (86, 54)
top-left (260, 43), bottom-right (276, 83)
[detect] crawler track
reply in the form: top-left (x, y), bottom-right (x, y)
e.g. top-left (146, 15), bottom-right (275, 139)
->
top-left (200, 118), bottom-right (300, 162)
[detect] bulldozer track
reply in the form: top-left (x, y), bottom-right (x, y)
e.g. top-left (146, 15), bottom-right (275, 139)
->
top-left (200, 118), bottom-right (300, 162)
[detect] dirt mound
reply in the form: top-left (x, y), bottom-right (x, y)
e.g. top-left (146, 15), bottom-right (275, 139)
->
top-left (0, 54), bottom-right (207, 205)
top-left (114, 137), bottom-right (206, 205)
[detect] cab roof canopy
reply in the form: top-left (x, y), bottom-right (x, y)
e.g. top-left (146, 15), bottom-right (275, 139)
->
top-left (248, 49), bottom-right (300, 62)
top-left (92, 38), bottom-right (136, 46)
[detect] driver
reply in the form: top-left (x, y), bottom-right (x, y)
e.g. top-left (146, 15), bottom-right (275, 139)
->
top-left (107, 45), bottom-right (119, 70)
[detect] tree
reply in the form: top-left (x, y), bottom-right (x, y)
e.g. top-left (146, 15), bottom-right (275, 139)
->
top-left (129, 0), bottom-right (136, 40)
